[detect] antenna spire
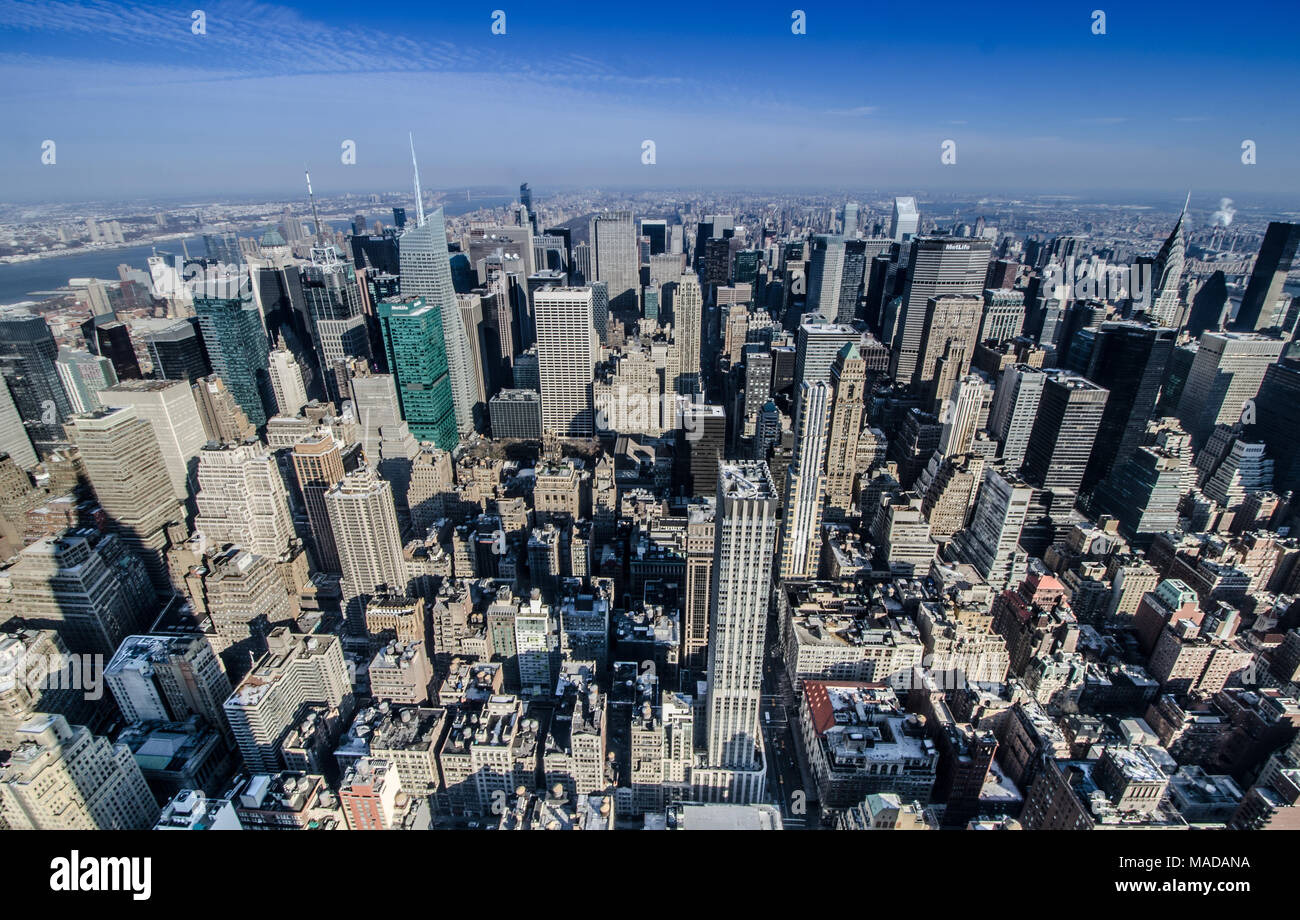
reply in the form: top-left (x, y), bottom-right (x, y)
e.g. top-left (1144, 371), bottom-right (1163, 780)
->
top-left (410, 132), bottom-right (426, 228)
top-left (305, 166), bottom-right (326, 246)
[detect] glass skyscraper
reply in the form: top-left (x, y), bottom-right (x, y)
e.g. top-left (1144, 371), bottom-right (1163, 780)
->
top-left (377, 297), bottom-right (458, 450)
top-left (193, 285), bottom-right (272, 428)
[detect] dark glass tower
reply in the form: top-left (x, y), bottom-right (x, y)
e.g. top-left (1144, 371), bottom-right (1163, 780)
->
top-left (1234, 222), bottom-right (1300, 332)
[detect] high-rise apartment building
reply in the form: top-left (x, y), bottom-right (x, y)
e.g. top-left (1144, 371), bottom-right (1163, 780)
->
top-left (291, 432), bottom-right (346, 573)
top-left (326, 466), bottom-right (407, 630)
top-left (194, 441), bottom-right (296, 560)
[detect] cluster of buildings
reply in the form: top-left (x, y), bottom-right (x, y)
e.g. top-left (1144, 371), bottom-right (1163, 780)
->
top-left (1, 177), bottom-right (1300, 832)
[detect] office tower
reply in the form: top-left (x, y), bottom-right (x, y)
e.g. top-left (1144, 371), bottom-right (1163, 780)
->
top-left (952, 469), bottom-right (1031, 591)
top-left (291, 433), bottom-right (345, 573)
top-left (641, 219), bottom-right (668, 256)
top-left (267, 346), bottom-right (309, 416)
top-left (590, 280), bottom-right (610, 346)
top-left (1176, 331), bottom-right (1286, 444)
top-left (980, 288), bottom-right (1026, 343)
top-left (1149, 201), bottom-right (1188, 327)
top-left (326, 467), bottom-right (406, 630)
top-left (836, 238), bottom-right (872, 323)
top-left (917, 294), bottom-right (984, 404)
top-left (589, 211), bottom-right (638, 316)
top-left (674, 272), bottom-right (704, 394)
top-left (842, 201), bottom-right (860, 237)
top-left (0, 714), bottom-right (158, 830)
top-left (192, 374), bottom-right (256, 445)
top-left (488, 389), bottom-right (543, 439)
top-left (938, 374), bottom-right (991, 458)
top-left (571, 241), bottom-right (592, 285)
top-left (988, 364), bottom-right (1047, 470)
top-left (1186, 271), bottom-right (1229, 338)
top-left (778, 381), bottom-right (832, 580)
top-left (682, 503), bottom-right (715, 672)
top-left (1080, 322), bottom-right (1175, 493)
top-left (1204, 440), bottom-right (1272, 511)
top-left (703, 462), bottom-right (779, 802)
top-left (105, 634), bottom-right (231, 733)
top-left (699, 237), bottom-right (732, 288)
top-left (825, 344), bottom-right (867, 517)
top-left (684, 403), bottom-right (726, 496)
top-left (203, 231), bottom-right (240, 265)
top-left (986, 258), bottom-right (1020, 290)
top-left (1023, 371), bottom-right (1109, 528)
top-left (890, 197), bottom-right (920, 243)
top-left (0, 307), bottom-right (71, 451)
top-left (400, 207), bottom-right (476, 439)
top-left (741, 344), bottom-right (773, 436)
top-left (0, 377), bottom-right (37, 469)
top-left (193, 282), bottom-right (272, 428)
top-left (82, 318), bottom-right (142, 382)
top-left (99, 379), bottom-right (207, 503)
top-left (222, 628), bottom-right (352, 773)
top-left (534, 287), bottom-right (596, 437)
top-left (377, 297), bottom-right (458, 449)
top-left (1233, 222), bottom-right (1300, 332)
top-left (456, 292), bottom-right (489, 414)
top-left (67, 406), bottom-right (182, 591)
top-left (1093, 431), bottom-right (1191, 544)
top-left (795, 321), bottom-right (859, 393)
top-left (54, 347), bottom-right (116, 413)
top-left (300, 253), bottom-right (370, 402)
top-left (194, 442), bottom-right (296, 559)
top-left (2, 532), bottom-right (154, 657)
top-left (1251, 359), bottom-right (1300, 494)
top-left (891, 238), bottom-right (991, 387)
top-left (141, 319), bottom-right (209, 383)
top-left (649, 252), bottom-right (685, 288)
top-left (807, 235), bottom-right (846, 321)
top-left (514, 592), bottom-right (553, 697)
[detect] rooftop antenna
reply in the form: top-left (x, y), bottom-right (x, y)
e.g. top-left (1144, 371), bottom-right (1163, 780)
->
top-left (409, 132), bottom-right (426, 228)
top-left (305, 166), bottom-right (325, 244)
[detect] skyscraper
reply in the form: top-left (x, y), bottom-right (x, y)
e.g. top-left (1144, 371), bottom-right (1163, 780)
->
top-left (399, 206), bottom-right (476, 440)
top-left (916, 293), bottom-right (984, 403)
top-left (988, 364), bottom-right (1047, 471)
top-left (951, 469), bottom-right (1032, 592)
top-left (1149, 200), bottom-right (1188, 327)
top-left (890, 238), bottom-right (991, 387)
top-left (1176, 331), bottom-right (1285, 445)
top-left (291, 432), bottom-right (346, 573)
top-left (0, 307), bottom-right (72, 452)
top-left (326, 466), bottom-right (407, 632)
top-left (377, 297), bottom-right (458, 450)
top-left (140, 319), bottom-right (209, 383)
top-left (589, 211), bottom-right (638, 317)
top-left (193, 279), bottom-right (272, 428)
top-left (778, 381), bottom-right (831, 580)
top-left (98, 379), bottom-right (207, 503)
top-left (534, 287), bottom-right (596, 437)
top-left (67, 406), bottom-right (182, 591)
top-left (300, 250), bottom-right (370, 402)
top-left (194, 441), bottom-right (296, 560)
top-left (268, 346), bottom-right (309, 417)
top-left (825, 343), bottom-right (867, 518)
top-left (807, 235), bottom-right (846, 322)
top-left (1233, 221), bottom-right (1300, 332)
top-left (1079, 322), bottom-right (1175, 494)
top-left (890, 197), bottom-right (920, 243)
top-left (0, 376), bottom-right (37, 469)
top-left (703, 462), bottom-right (779, 803)
top-left (674, 272), bottom-right (704, 394)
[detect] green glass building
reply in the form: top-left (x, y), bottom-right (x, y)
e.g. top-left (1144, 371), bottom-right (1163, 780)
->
top-left (377, 297), bottom-right (457, 449)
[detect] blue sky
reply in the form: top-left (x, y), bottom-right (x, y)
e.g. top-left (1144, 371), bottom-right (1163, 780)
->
top-left (1, 0), bottom-right (1297, 202)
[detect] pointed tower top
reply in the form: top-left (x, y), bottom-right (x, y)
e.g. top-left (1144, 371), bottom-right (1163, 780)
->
top-left (409, 132), bottom-right (426, 228)
top-left (305, 166), bottom-right (325, 245)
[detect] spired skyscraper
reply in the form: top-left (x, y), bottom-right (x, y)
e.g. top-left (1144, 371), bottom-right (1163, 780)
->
top-left (1148, 196), bottom-right (1188, 328)
top-left (701, 461), bottom-right (779, 804)
top-left (399, 138), bottom-right (476, 441)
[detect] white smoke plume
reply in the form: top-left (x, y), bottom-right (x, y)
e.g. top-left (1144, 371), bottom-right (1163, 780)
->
top-left (1211, 197), bottom-right (1236, 227)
